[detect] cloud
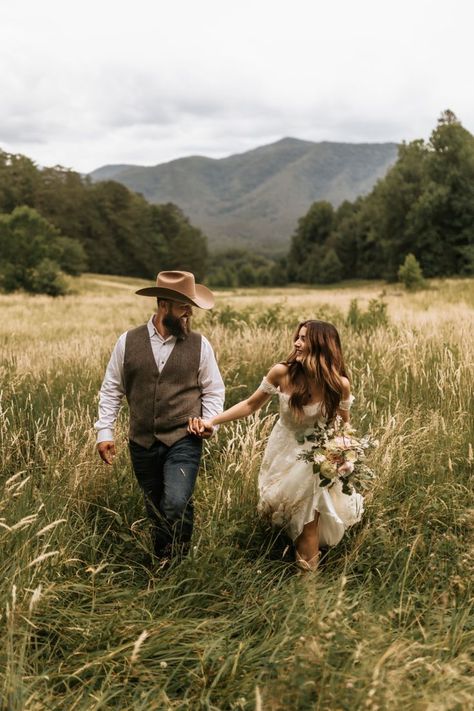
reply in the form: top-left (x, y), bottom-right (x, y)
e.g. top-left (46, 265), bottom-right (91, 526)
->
top-left (0, 0), bottom-right (473, 171)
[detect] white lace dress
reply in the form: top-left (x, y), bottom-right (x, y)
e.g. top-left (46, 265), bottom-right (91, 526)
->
top-left (257, 377), bottom-right (364, 546)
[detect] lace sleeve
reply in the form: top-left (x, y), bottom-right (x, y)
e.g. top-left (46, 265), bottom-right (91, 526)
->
top-left (338, 394), bottom-right (355, 411)
top-left (258, 376), bottom-right (279, 395)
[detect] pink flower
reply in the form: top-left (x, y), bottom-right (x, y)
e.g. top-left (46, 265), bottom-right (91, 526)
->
top-left (338, 460), bottom-right (355, 475)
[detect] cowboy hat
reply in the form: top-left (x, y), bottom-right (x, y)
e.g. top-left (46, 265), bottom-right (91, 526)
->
top-left (135, 270), bottom-right (215, 309)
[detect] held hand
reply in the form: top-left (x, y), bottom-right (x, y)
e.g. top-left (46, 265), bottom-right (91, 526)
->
top-left (97, 441), bottom-right (116, 465)
top-left (187, 417), bottom-right (215, 439)
top-left (187, 417), bottom-right (203, 435)
top-left (199, 420), bottom-right (215, 439)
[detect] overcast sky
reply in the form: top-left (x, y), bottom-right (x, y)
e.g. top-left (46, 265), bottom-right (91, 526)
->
top-left (1, 0), bottom-right (473, 173)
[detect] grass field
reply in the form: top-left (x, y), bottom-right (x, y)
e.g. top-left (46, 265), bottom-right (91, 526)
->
top-left (1, 275), bottom-right (473, 710)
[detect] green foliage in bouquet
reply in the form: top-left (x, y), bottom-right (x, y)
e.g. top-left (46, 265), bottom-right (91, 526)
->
top-left (297, 416), bottom-right (378, 495)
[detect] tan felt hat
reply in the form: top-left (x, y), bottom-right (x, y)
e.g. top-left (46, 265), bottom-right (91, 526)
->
top-left (135, 270), bottom-right (215, 309)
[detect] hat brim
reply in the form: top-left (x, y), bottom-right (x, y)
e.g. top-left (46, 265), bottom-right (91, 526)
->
top-left (135, 285), bottom-right (215, 310)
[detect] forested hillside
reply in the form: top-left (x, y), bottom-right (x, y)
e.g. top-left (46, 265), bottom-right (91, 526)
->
top-left (0, 157), bottom-right (208, 293)
top-left (90, 138), bottom-right (398, 252)
top-left (285, 111), bottom-right (474, 283)
top-left (1, 111), bottom-right (473, 293)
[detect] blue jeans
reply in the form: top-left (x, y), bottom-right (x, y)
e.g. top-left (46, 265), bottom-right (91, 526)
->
top-left (129, 435), bottom-right (203, 557)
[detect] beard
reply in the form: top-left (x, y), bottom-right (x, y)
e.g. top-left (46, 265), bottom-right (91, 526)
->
top-left (163, 312), bottom-right (190, 339)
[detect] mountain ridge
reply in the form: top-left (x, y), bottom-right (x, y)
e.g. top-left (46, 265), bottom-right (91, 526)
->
top-left (89, 137), bottom-right (398, 252)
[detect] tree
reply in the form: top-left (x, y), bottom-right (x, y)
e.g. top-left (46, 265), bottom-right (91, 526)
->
top-left (152, 204), bottom-right (208, 280)
top-left (286, 111), bottom-right (474, 282)
top-left (288, 201), bottom-right (335, 281)
top-left (0, 149), bottom-right (210, 281)
top-left (0, 152), bottom-right (40, 212)
top-left (367, 140), bottom-right (427, 278)
top-left (0, 206), bottom-right (85, 295)
top-left (318, 249), bottom-right (343, 283)
top-left (406, 110), bottom-right (474, 276)
top-left (324, 201), bottom-right (357, 277)
top-left (55, 236), bottom-right (88, 275)
top-left (206, 248), bottom-right (283, 287)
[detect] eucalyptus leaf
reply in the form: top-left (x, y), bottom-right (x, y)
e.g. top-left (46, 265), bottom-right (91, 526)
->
top-left (319, 476), bottom-right (332, 487)
top-left (342, 481), bottom-right (353, 496)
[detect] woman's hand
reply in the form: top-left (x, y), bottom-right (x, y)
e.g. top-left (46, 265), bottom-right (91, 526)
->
top-left (187, 417), bottom-right (215, 438)
top-left (187, 368), bottom-right (278, 436)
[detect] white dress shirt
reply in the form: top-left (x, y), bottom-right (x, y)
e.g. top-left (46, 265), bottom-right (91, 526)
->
top-left (95, 316), bottom-right (225, 443)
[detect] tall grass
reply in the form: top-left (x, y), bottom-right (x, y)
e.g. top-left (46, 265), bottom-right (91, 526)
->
top-left (1, 276), bottom-right (473, 709)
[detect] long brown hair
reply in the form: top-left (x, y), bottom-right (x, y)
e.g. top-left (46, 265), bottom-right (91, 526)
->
top-left (285, 320), bottom-right (349, 422)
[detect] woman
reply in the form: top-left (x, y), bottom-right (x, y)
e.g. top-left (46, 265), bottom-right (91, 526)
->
top-left (188, 320), bottom-right (364, 571)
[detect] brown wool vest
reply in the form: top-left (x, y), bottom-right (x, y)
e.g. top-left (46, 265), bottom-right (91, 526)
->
top-left (123, 325), bottom-right (202, 448)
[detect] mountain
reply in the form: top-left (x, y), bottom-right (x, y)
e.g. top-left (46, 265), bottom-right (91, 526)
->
top-left (89, 138), bottom-right (398, 252)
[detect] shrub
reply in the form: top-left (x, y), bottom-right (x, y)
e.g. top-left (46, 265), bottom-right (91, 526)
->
top-left (346, 298), bottom-right (389, 331)
top-left (398, 253), bottom-right (425, 290)
top-left (28, 258), bottom-right (68, 296)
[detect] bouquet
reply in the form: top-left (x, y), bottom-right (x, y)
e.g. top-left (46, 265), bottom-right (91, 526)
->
top-left (297, 416), bottom-right (377, 495)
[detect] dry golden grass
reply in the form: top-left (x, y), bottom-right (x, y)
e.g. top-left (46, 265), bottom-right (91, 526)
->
top-left (0, 274), bottom-right (473, 710)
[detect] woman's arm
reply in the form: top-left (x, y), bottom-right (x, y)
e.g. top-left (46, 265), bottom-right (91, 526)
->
top-left (336, 376), bottom-right (352, 423)
top-left (188, 363), bottom-right (287, 435)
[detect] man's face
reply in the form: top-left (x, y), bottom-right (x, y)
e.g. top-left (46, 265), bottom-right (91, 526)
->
top-left (163, 300), bottom-right (193, 338)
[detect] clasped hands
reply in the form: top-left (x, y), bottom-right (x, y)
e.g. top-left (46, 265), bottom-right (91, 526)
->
top-left (98, 418), bottom-right (214, 465)
top-left (187, 417), bottom-right (214, 439)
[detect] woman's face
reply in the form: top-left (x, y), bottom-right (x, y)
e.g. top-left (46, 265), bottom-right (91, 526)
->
top-left (294, 326), bottom-right (308, 361)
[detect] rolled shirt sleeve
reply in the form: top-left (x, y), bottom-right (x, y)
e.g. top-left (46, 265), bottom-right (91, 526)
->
top-left (94, 333), bottom-right (127, 443)
top-left (198, 336), bottom-right (225, 424)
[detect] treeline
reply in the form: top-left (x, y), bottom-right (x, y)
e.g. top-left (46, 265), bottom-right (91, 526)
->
top-left (206, 250), bottom-right (287, 287)
top-left (0, 153), bottom-right (208, 293)
top-left (1, 110), bottom-right (473, 295)
top-left (289, 110), bottom-right (474, 282)
top-left (208, 110), bottom-right (474, 286)
top-left (209, 111), bottom-right (474, 286)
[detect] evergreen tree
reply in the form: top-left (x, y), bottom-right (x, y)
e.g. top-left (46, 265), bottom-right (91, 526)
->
top-left (359, 140), bottom-right (427, 279)
top-left (407, 111), bottom-right (474, 276)
top-left (288, 202), bottom-right (335, 281)
top-left (326, 200), bottom-right (361, 278)
top-left (151, 203), bottom-right (208, 280)
top-left (319, 249), bottom-right (343, 283)
top-left (398, 253), bottom-right (425, 290)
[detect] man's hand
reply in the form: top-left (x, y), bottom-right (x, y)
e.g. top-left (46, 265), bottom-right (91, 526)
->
top-left (97, 441), bottom-right (116, 465)
top-left (187, 417), bottom-right (214, 439)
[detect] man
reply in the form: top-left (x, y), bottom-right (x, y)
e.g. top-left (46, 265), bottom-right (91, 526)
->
top-left (95, 270), bottom-right (225, 560)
